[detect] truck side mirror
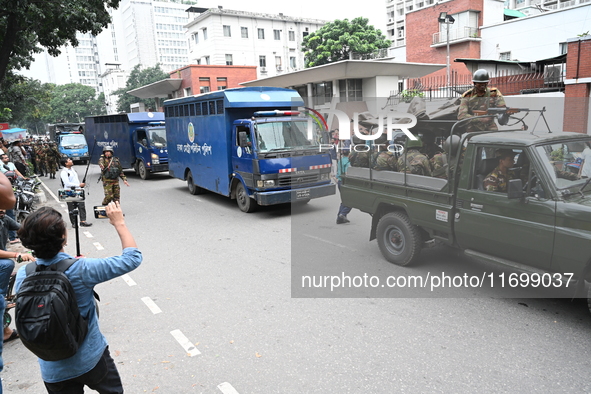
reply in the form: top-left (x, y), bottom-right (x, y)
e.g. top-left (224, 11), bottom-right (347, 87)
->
top-left (238, 132), bottom-right (248, 148)
top-left (507, 179), bottom-right (524, 199)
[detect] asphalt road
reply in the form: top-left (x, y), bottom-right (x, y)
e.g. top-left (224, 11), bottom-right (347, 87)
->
top-left (3, 165), bottom-right (591, 393)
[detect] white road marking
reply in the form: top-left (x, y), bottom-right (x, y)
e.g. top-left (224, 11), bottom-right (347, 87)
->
top-left (121, 274), bottom-right (136, 286)
top-left (83, 231), bottom-right (93, 238)
top-left (170, 329), bottom-right (201, 357)
top-left (303, 234), bottom-right (357, 252)
top-left (218, 382), bottom-right (240, 394)
top-left (93, 242), bottom-right (104, 250)
top-left (141, 297), bottom-right (162, 314)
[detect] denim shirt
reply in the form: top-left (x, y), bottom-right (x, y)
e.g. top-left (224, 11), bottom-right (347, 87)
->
top-left (15, 247), bottom-right (142, 383)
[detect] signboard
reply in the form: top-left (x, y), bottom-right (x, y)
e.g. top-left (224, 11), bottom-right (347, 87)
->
top-left (0, 123), bottom-right (8, 131)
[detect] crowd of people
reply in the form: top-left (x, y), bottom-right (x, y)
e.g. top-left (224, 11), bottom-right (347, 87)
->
top-left (0, 137), bottom-right (62, 179)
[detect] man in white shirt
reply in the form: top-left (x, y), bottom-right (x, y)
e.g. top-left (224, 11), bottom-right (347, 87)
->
top-left (60, 159), bottom-right (92, 228)
top-left (580, 143), bottom-right (591, 178)
top-left (0, 154), bottom-right (26, 179)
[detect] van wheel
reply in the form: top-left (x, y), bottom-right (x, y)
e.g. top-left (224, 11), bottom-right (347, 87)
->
top-left (187, 171), bottom-right (203, 195)
top-left (376, 212), bottom-right (422, 266)
top-left (138, 161), bottom-right (150, 180)
top-left (236, 182), bottom-right (257, 213)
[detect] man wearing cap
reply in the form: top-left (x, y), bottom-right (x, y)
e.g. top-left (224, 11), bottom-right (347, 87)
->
top-left (458, 69), bottom-right (506, 132)
top-left (483, 149), bottom-right (517, 193)
top-left (98, 146), bottom-right (129, 205)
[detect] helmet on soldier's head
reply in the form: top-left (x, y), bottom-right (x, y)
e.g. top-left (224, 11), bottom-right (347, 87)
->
top-left (472, 69), bottom-right (490, 83)
top-left (443, 135), bottom-right (461, 156)
top-left (103, 146), bottom-right (113, 153)
top-left (405, 136), bottom-right (423, 150)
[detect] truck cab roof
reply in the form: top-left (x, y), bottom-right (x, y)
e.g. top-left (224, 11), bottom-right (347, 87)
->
top-left (467, 130), bottom-right (591, 147)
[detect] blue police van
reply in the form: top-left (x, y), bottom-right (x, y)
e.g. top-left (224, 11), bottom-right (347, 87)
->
top-left (85, 112), bottom-right (168, 179)
top-left (164, 86), bottom-right (335, 212)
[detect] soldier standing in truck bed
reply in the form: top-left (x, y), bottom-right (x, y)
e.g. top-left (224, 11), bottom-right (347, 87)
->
top-left (458, 69), bottom-right (506, 132)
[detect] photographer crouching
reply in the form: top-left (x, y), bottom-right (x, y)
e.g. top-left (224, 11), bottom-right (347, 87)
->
top-left (60, 158), bottom-right (92, 228)
top-left (14, 202), bottom-right (142, 393)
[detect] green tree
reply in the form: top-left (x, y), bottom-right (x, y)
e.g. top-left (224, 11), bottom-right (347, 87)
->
top-left (49, 83), bottom-right (104, 123)
top-left (301, 17), bottom-right (391, 68)
top-left (0, 0), bottom-right (120, 87)
top-left (114, 64), bottom-right (168, 113)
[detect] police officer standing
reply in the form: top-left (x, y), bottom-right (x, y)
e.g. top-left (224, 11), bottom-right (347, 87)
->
top-left (458, 69), bottom-right (506, 132)
top-left (98, 146), bottom-right (129, 205)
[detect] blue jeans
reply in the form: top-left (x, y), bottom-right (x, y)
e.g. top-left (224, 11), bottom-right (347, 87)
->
top-left (0, 258), bottom-right (14, 394)
top-left (337, 181), bottom-right (352, 217)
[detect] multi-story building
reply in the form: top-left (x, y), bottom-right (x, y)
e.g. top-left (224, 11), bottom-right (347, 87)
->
top-left (184, 7), bottom-right (327, 80)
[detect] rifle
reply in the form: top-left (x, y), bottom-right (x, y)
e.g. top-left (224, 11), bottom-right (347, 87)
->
top-left (473, 107), bottom-right (529, 116)
top-left (82, 138), bottom-right (96, 184)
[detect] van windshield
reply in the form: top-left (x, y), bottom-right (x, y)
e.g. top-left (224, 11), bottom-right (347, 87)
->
top-left (60, 134), bottom-right (87, 148)
top-left (148, 127), bottom-right (167, 148)
top-left (254, 120), bottom-right (322, 152)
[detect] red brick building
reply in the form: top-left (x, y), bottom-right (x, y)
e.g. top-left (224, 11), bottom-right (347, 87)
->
top-left (563, 35), bottom-right (591, 133)
top-left (169, 65), bottom-right (257, 97)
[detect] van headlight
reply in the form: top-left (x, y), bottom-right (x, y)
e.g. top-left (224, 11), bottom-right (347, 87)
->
top-left (320, 173), bottom-right (330, 180)
top-left (257, 180), bottom-right (275, 187)
top-left (151, 153), bottom-right (159, 164)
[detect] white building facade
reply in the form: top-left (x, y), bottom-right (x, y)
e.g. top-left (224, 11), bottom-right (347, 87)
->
top-left (185, 7), bottom-right (327, 79)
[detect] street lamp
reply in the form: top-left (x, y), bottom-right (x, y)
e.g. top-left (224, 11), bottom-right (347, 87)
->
top-left (438, 12), bottom-right (455, 96)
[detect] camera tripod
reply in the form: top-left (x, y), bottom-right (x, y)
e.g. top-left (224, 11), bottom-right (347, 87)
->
top-left (68, 201), bottom-right (83, 257)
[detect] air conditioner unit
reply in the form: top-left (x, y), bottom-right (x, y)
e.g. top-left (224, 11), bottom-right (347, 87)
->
top-left (260, 67), bottom-right (267, 73)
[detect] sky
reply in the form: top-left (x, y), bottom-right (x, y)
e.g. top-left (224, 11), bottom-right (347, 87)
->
top-left (199, 0), bottom-right (389, 34)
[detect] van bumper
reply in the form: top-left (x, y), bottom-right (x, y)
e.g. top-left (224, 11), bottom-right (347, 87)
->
top-left (255, 183), bottom-right (336, 206)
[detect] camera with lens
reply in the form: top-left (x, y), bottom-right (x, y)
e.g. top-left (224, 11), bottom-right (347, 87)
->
top-left (93, 206), bottom-right (108, 219)
top-left (58, 187), bottom-right (85, 202)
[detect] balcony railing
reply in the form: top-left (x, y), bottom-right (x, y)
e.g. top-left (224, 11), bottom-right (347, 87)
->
top-left (432, 26), bottom-right (479, 45)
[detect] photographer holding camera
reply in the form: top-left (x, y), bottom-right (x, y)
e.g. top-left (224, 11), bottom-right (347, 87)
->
top-left (14, 201), bottom-right (142, 393)
top-left (60, 159), bottom-right (92, 228)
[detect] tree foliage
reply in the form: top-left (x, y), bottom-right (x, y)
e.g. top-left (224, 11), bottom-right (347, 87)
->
top-left (49, 83), bottom-right (106, 123)
top-left (114, 64), bottom-right (169, 113)
top-left (0, 0), bottom-right (120, 87)
top-left (301, 17), bottom-right (391, 68)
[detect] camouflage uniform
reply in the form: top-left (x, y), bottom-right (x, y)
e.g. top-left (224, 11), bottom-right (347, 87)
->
top-left (397, 149), bottom-right (432, 176)
top-left (430, 152), bottom-right (449, 179)
top-left (483, 166), bottom-right (517, 192)
top-left (373, 151), bottom-right (398, 171)
top-left (420, 142), bottom-right (444, 159)
top-left (349, 151), bottom-right (371, 168)
top-left (458, 87), bottom-right (506, 132)
top-left (45, 144), bottom-right (58, 179)
top-left (99, 155), bottom-right (127, 205)
top-left (35, 144), bottom-right (46, 176)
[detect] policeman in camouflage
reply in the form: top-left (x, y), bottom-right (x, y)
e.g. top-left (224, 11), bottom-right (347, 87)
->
top-left (34, 142), bottom-right (46, 176)
top-left (458, 69), bottom-right (506, 132)
top-left (430, 135), bottom-right (463, 179)
top-left (483, 149), bottom-right (517, 192)
top-left (373, 145), bottom-right (398, 171)
top-left (397, 137), bottom-right (432, 176)
top-left (99, 146), bottom-right (130, 205)
top-left (45, 142), bottom-right (59, 179)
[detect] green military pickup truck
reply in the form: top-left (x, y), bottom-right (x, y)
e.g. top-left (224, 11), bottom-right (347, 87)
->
top-left (340, 113), bottom-right (591, 306)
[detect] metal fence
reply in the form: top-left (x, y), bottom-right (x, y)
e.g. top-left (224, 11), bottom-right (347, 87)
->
top-left (386, 67), bottom-right (565, 103)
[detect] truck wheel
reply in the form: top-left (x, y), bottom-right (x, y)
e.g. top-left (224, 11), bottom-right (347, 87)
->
top-left (376, 212), bottom-right (422, 266)
top-left (236, 182), bottom-right (257, 213)
top-left (138, 161), bottom-right (150, 180)
top-left (186, 171), bottom-right (203, 195)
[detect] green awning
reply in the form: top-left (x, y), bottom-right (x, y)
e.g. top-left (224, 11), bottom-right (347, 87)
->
top-left (504, 9), bottom-right (526, 18)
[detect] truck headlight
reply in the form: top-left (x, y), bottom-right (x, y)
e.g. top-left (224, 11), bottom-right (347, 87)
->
top-left (151, 153), bottom-right (159, 165)
top-left (257, 180), bottom-right (275, 187)
top-left (320, 173), bottom-right (330, 181)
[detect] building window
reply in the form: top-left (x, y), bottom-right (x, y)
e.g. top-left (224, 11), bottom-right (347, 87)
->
top-left (202, 28), bottom-right (208, 40)
top-left (339, 79), bottom-right (362, 102)
top-left (258, 28), bottom-right (265, 39)
top-left (241, 27), bottom-right (248, 38)
top-left (290, 56), bottom-right (296, 69)
top-left (288, 30), bottom-right (295, 41)
top-left (184, 87), bottom-right (192, 97)
top-left (439, 11), bottom-right (478, 41)
top-left (559, 42), bottom-right (568, 54)
top-left (313, 82), bottom-right (333, 105)
top-left (225, 54), bottom-right (233, 65)
top-left (200, 86), bottom-right (210, 93)
top-left (397, 26), bottom-right (404, 38)
top-left (275, 56), bottom-right (282, 68)
top-left (259, 55), bottom-right (266, 67)
top-left (274, 29), bottom-right (281, 40)
top-left (193, 32), bottom-right (199, 44)
top-left (223, 25), bottom-right (231, 37)
top-left (499, 51), bottom-right (511, 60)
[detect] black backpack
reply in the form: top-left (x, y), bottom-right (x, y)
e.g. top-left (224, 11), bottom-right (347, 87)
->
top-left (15, 259), bottom-right (89, 361)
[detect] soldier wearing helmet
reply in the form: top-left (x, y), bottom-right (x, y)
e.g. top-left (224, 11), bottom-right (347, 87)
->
top-left (397, 136), bottom-right (432, 176)
top-left (430, 135), bottom-right (464, 179)
top-left (98, 145), bottom-right (130, 205)
top-left (458, 69), bottom-right (506, 132)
